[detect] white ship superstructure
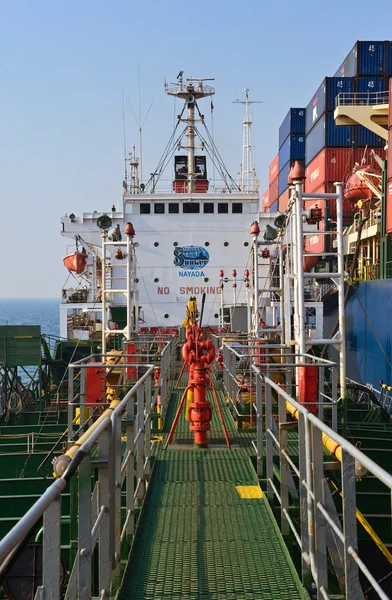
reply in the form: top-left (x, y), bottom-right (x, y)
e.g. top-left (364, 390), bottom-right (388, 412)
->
top-left (60, 74), bottom-right (277, 339)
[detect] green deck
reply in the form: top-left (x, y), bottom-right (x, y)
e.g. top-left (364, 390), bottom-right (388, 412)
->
top-left (119, 384), bottom-right (308, 599)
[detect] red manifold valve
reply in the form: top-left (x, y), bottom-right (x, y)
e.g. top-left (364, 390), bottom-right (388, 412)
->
top-left (182, 327), bottom-right (216, 447)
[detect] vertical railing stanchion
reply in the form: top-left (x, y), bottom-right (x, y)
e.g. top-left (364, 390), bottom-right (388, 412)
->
top-left (265, 381), bottom-right (273, 501)
top-left (126, 394), bottom-right (135, 535)
top-left (137, 385), bottom-right (145, 500)
top-left (98, 423), bottom-right (111, 595)
top-left (112, 410), bottom-right (122, 564)
top-left (144, 374), bottom-right (152, 477)
top-left (298, 411), bottom-right (310, 582)
top-left (42, 495), bottom-right (62, 600)
top-left (78, 453), bottom-right (92, 599)
top-left (311, 421), bottom-right (327, 594)
top-left (256, 370), bottom-right (263, 478)
top-left (341, 449), bottom-right (362, 600)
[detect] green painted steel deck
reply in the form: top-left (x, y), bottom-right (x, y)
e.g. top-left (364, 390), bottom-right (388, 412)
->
top-left (120, 385), bottom-right (308, 599)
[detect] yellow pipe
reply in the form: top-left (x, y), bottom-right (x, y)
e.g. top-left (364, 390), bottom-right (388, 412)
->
top-left (54, 399), bottom-right (120, 477)
top-left (285, 400), bottom-right (344, 462)
top-left (285, 400), bottom-right (391, 563)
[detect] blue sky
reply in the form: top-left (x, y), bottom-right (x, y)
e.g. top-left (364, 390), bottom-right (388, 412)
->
top-left (1, 0), bottom-right (392, 297)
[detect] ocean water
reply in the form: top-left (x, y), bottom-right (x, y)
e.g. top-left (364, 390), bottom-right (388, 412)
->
top-left (0, 298), bottom-right (60, 338)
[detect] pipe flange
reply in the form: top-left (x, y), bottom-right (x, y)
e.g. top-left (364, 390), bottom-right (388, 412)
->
top-left (53, 454), bottom-right (72, 478)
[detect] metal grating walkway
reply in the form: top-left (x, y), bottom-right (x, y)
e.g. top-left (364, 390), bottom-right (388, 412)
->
top-left (120, 385), bottom-right (308, 600)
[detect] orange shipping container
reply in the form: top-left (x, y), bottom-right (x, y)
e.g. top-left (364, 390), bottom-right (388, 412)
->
top-left (269, 155), bottom-right (279, 185)
top-left (261, 189), bottom-right (269, 212)
top-left (389, 78), bottom-right (392, 129)
top-left (268, 177), bottom-right (279, 206)
top-left (388, 127), bottom-right (392, 181)
top-left (386, 178), bottom-right (392, 234)
top-left (278, 189), bottom-right (290, 212)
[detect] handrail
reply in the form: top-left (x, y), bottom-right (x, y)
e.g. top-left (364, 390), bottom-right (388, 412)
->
top-left (336, 90), bottom-right (389, 107)
top-left (219, 340), bottom-right (392, 598)
top-left (0, 339), bottom-right (175, 599)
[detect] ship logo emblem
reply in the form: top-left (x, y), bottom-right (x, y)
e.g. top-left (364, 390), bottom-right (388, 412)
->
top-left (174, 245), bottom-right (210, 270)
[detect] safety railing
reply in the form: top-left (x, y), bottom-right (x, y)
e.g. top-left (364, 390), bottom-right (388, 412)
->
top-left (336, 90), bottom-right (389, 107)
top-left (123, 177), bottom-right (257, 195)
top-left (0, 341), bottom-right (175, 599)
top-left (252, 367), bottom-right (392, 599)
top-left (385, 261), bottom-right (392, 279)
top-left (221, 342), bottom-right (338, 431)
top-left (0, 432), bottom-right (61, 455)
top-left (66, 341), bottom-right (173, 441)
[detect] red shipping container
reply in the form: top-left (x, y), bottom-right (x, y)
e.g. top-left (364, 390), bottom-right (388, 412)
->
top-left (268, 177), bottom-right (279, 205)
top-left (389, 78), bottom-right (392, 129)
top-left (269, 154), bottom-right (279, 185)
top-left (305, 147), bottom-right (382, 193)
top-left (388, 128), bottom-right (392, 181)
top-left (261, 188), bottom-right (269, 212)
top-left (386, 178), bottom-right (392, 233)
top-left (279, 189), bottom-right (290, 212)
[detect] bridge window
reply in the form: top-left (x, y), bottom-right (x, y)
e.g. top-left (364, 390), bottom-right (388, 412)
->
top-left (218, 203), bottom-right (229, 214)
top-left (169, 203), bottom-right (179, 214)
top-left (154, 203), bottom-right (165, 214)
top-left (140, 203), bottom-right (151, 214)
top-left (183, 203), bottom-right (200, 214)
top-left (232, 203), bottom-right (243, 214)
top-left (204, 203), bottom-right (214, 214)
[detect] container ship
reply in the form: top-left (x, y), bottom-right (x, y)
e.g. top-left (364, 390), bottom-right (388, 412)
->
top-left (1, 53), bottom-right (392, 599)
top-left (263, 40), bottom-right (392, 397)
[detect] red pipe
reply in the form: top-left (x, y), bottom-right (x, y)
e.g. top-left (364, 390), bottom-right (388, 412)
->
top-left (164, 386), bottom-right (190, 449)
top-left (209, 382), bottom-right (231, 449)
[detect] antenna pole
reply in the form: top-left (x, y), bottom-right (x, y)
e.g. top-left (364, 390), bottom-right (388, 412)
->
top-left (122, 89), bottom-right (127, 187)
top-left (138, 64), bottom-right (143, 184)
top-left (233, 90), bottom-right (262, 193)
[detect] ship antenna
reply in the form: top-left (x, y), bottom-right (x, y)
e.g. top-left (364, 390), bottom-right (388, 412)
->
top-left (138, 64), bottom-right (143, 184)
top-left (122, 89), bottom-right (128, 191)
top-left (233, 89), bottom-right (262, 193)
top-left (126, 65), bottom-right (155, 189)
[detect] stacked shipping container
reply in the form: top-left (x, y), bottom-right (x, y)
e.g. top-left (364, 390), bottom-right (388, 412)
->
top-left (265, 42), bottom-right (389, 223)
top-left (303, 42), bottom-right (391, 252)
top-left (278, 108), bottom-right (306, 208)
top-left (387, 78), bottom-right (392, 233)
top-left (334, 41), bottom-right (392, 78)
top-left (263, 155), bottom-right (279, 212)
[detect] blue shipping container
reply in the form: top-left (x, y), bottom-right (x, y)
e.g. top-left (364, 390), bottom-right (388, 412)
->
top-left (306, 77), bottom-right (354, 133)
top-left (352, 126), bottom-right (385, 148)
top-left (279, 108), bottom-right (306, 149)
top-left (279, 134), bottom-right (305, 166)
top-left (386, 42), bottom-right (392, 76)
top-left (269, 200), bottom-right (278, 213)
top-left (356, 76), bottom-right (387, 93)
top-left (357, 41), bottom-right (385, 75)
top-left (278, 160), bottom-right (291, 197)
top-left (305, 114), bottom-right (353, 166)
top-left (334, 41), bottom-right (385, 77)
